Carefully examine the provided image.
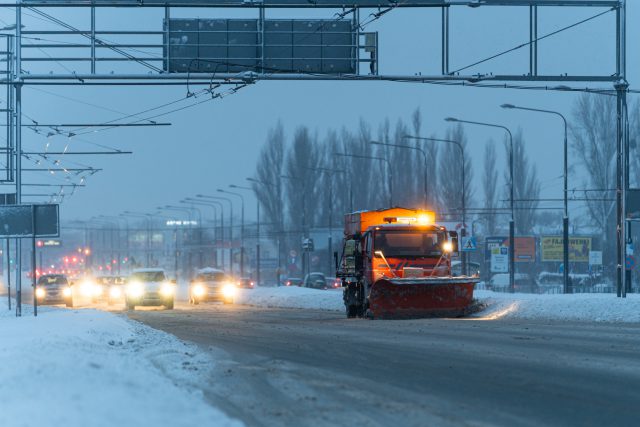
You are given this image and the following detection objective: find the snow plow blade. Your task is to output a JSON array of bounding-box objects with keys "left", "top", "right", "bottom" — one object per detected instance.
[{"left": 368, "top": 277, "right": 479, "bottom": 319}]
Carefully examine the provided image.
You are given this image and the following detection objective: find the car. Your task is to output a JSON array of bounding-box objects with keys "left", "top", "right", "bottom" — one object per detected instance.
[
  {"left": 325, "top": 277, "right": 342, "bottom": 289},
  {"left": 237, "top": 278, "right": 255, "bottom": 289},
  {"left": 189, "top": 268, "right": 237, "bottom": 305},
  {"left": 125, "top": 268, "right": 176, "bottom": 310},
  {"left": 489, "top": 273, "right": 538, "bottom": 293},
  {"left": 304, "top": 272, "right": 327, "bottom": 289},
  {"left": 35, "top": 274, "right": 73, "bottom": 307},
  {"left": 451, "top": 261, "right": 481, "bottom": 277},
  {"left": 93, "top": 276, "right": 126, "bottom": 305},
  {"left": 285, "top": 277, "right": 303, "bottom": 287}
]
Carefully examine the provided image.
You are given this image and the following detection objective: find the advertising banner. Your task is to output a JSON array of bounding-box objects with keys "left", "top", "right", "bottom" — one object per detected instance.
[{"left": 541, "top": 236, "right": 592, "bottom": 262}]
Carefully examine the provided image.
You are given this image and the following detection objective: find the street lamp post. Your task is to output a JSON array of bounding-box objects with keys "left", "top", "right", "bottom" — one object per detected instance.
[
  {"left": 218, "top": 189, "right": 245, "bottom": 278},
  {"left": 371, "top": 140, "right": 429, "bottom": 206},
  {"left": 122, "top": 211, "right": 153, "bottom": 266},
  {"left": 445, "top": 117, "right": 515, "bottom": 293},
  {"left": 197, "top": 195, "right": 234, "bottom": 275},
  {"left": 247, "top": 177, "right": 280, "bottom": 286},
  {"left": 403, "top": 134, "right": 467, "bottom": 275},
  {"left": 230, "top": 184, "right": 259, "bottom": 284},
  {"left": 185, "top": 198, "right": 223, "bottom": 268},
  {"left": 163, "top": 205, "right": 196, "bottom": 278},
  {"left": 178, "top": 202, "right": 205, "bottom": 268},
  {"left": 334, "top": 152, "right": 393, "bottom": 207},
  {"left": 501, "top": 103, "right": 571, "bottom": 294}
]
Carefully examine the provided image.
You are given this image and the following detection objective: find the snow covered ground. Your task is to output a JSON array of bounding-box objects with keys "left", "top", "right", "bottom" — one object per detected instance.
[
  {"left": 237, "top": 286, "right": 640, "bottom": 323},
  {"left": 0, "top": 304, "right": 241, "bottom": 427},
  {"left": 235, "top": 286, "right": 344, "bottom": 312}
]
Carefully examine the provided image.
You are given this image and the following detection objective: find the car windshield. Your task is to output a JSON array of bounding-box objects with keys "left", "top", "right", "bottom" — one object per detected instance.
[
  {"left": 196, "top": 272, "right": 226, "bottom": 282},
  {"left": 374, "top": 230, "right": 444, "bottom": 257},
  {"left": 309, "top": 274, "right": 325, "bottom": 281},
  {"left": 131, "top": 271, "right": 166, "bottom": 282},
  {"left": 38, "top": 275, "right": 68, "bottom": 286}
]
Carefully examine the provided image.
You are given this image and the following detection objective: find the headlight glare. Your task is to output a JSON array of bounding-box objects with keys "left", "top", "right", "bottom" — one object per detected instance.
[
  {"left": 35, "top": 287, "right": 46, "bottom": 298},
  {"left": 62, "top": 287, "right": 72, "bottom": 297},
  {"left": 127, "top": 281, "right": 144, "bottom": 298},
  {"left": 192, "top": 284, "right": 205, "bottom": 297},
  {"left": 109, "top": 287, "right": 122, "bottom": 298},
  {"left": 222, "top": 283, "right": 237, "bottom": 298},
  {"left": 160, "top": 283, "right": 175, "bottom": 297}
]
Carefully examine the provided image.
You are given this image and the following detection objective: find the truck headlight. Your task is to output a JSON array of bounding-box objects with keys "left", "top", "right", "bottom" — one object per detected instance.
[
  {"left": 192, "top": 283, "right": 205, "bottom": 297},
  {"left": 222, "top": 283, "right": 237, "bottom": 298},
  {"left": 160, "top": 283, "right": 175, "bottom": 297},
  {"left": 63, "top": 287, "right": 72, "bottom": 297},
  {"left": 127, "top": 282, "right": 144, "bottom": 298},
  {"left": 35, "top": 287, "right": 46, "bottom": 298}
]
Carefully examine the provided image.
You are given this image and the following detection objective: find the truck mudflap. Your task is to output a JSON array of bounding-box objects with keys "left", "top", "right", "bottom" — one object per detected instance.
[{"left": 368, "top": 277, "right": 479, "bottom": 319}]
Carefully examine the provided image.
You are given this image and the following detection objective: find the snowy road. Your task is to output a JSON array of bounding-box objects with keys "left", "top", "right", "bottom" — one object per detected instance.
[{"left": 129, "top": 303, "right": 640, "bottom": 427}]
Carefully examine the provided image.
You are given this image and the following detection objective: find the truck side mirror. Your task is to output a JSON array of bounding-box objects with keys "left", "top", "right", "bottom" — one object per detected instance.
[{"left": 448, "top": 231, "right": 459, "bottom": 253}]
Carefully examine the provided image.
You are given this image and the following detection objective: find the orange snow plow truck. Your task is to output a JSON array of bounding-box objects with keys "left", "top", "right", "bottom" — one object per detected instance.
[{"left": 336, "top": 208, "right": 479, "bottom": 319}]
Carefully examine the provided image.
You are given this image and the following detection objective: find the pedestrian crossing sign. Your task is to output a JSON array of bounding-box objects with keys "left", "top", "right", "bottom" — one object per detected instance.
[{"left": 461, "top": 236, "right": 477, "bottom": 252}]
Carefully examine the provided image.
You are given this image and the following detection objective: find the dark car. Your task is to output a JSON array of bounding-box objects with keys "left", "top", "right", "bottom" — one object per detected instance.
[
  {"left": 304, "top": 272, "right": 327, "bottom": 290},
  {"left": 35, "top": 274, "right": 73, "bottom": 307},
  {"left": 237, "top": 278, "right": 255, "bottom": 289},
  {"left": 285, "top": 277, "right": 303, "bottom": 287}
]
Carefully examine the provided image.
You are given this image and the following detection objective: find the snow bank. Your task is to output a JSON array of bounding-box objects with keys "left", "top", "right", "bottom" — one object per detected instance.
[
  {"left": 236, "top": 286, "right": 343, "bottom": 312},
  {"left": 0, "top": 305, "right": 241, "bottom": 427},
  {"left": 236, "top": 286, "right": 640, "bottom": 323},
  {"left": 473, "top": 290, "right": 640, "bottom": 323}
]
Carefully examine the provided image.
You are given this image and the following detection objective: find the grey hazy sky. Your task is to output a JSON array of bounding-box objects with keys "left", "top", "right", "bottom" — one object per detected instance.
[{"left": 0, "top": 3, "right": 635, "bottom": 222}]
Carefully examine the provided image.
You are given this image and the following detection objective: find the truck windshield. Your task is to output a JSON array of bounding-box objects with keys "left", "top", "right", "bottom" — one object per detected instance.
[{"left": 374, "top": 230, "right": 444, "bottom": 257}]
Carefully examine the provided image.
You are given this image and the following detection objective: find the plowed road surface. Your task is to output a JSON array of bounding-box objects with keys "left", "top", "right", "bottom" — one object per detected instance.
[{"left": 129, "top": 303, "right": 640, "bottom": 427}]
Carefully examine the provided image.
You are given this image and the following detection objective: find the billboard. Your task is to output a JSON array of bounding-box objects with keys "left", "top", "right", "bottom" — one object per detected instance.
[
  {"left": 485, "top": 236, "right": 536, "bottom": 263},
  {"left": 165, "top": 18, "right": 356, "bottom": 74},
  {"left": 0, "top": 204, "right": 60, "bottom": 238},
  {"left": 541, "top": 236, "right": 592, "bottom": 263}
]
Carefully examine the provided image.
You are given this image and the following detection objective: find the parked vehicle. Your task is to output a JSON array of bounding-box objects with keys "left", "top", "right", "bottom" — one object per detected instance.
[
  {"left": 237, "top": 278, "right": 255, "bottom": 289},
  {"left": 189, "top": 268, "right": 236, "bottom": 304},
  {"left": 304, "top": 272, "right": 327, "bottom": 289},
  {"left": 489, "top": 273, "right": 537, "bottom": 293},
  {"left": 35, "top": 274, "right": 73, "bottom": 307},
  {"left": 285, "top": 277, "right": 303, "bottom": 287},
  {"left": 125, "top": 268, "right": 175, "bottom": 310},
  {"left": 325, "top": 277, "right": 342, "bottom": 289},
  {"left": 451, "top": 261, "right": 481, "bottom": 277}
]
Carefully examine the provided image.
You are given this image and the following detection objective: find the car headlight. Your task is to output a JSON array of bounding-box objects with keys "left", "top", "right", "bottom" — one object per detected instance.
[
  {"left": 80, "top": 281, "right": 95, "bottom": 297},
  {"left": 160, "top": 283, "right": 175, "bottom": 297},
  {"left": 62, "top": 287, "right": 72, "bottom": 297},
  {"left": 192, "top": 283, "right": 205, "bottom": 297},
  {"left": 35, "top": 287, "right": 46, "bottom": 298},
  {"left": 127, "top": 281, "right": 144, "bottom": 298},
  {"left": 222, "top": 283, "right": 237, "bottom": 298},
  {"left": 93, "top": 284, "right": 104, "bottom": 297},
  {"left": 109, "top": 287, "right": 122, "bottom": 298}
]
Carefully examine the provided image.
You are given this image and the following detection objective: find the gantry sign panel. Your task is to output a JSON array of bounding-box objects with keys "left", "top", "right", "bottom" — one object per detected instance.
[
  {"left": 22, "top": 0, "right": 620, "bottom": 6},
  {"left": 166, "top": 19, "right": 356, "bottom": 74}
]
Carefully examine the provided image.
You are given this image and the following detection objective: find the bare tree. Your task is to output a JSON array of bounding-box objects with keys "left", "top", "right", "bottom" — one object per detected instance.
[
  {"left": 252, "top": 121, "right": 285, "bottom": 252},
  {"left": 570, "top": 94, "right": 617, "bottom": 263},
  {"left": 440, "top": 124, "right": 474, "bottom": 219},
  {"left": 505, "top": 129, "right": 540, "bottom": 235},
  {"left": 482, "top": 141, "right": 499, "bottom": 235}
]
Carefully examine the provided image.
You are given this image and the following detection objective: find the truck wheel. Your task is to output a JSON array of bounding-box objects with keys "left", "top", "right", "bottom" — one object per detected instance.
[
  {"left": 65, "top": 299, "right": 73, "bottom": 308},
  {"left": 346, "top": 305, "right": 359, "bottom": 318},
  {"left": 126, "top": 301, "right": 135, "bottom": 311},
  {"left": 165, "top": 300, "right": 174, "bottom": 310}
]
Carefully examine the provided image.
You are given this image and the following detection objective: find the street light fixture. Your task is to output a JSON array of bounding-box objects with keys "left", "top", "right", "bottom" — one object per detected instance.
[
  {"left": 501, "top": 103, "right": 571, "bottom": 294},
  {"left": 445, "top": 117, "right": 515, "bottom": 293}
]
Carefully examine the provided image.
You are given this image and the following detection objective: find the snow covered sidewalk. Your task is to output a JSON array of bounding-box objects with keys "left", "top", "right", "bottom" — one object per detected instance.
[
  {"left": 237, "top": 286, "right": 640, "bottom": 323},
  {"left": 0, "top": 305, "right": 241, "bottom": 427}
]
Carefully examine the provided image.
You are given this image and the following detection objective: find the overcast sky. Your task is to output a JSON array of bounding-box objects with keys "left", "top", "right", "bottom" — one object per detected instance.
[{"left": 0, "top": 2, "right": 635, "bottom": 223}]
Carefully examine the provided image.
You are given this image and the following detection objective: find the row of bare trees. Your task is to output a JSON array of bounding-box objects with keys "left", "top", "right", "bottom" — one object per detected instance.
[{"left": 251, "top": 108, "right": 545, "bottom": 256}]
